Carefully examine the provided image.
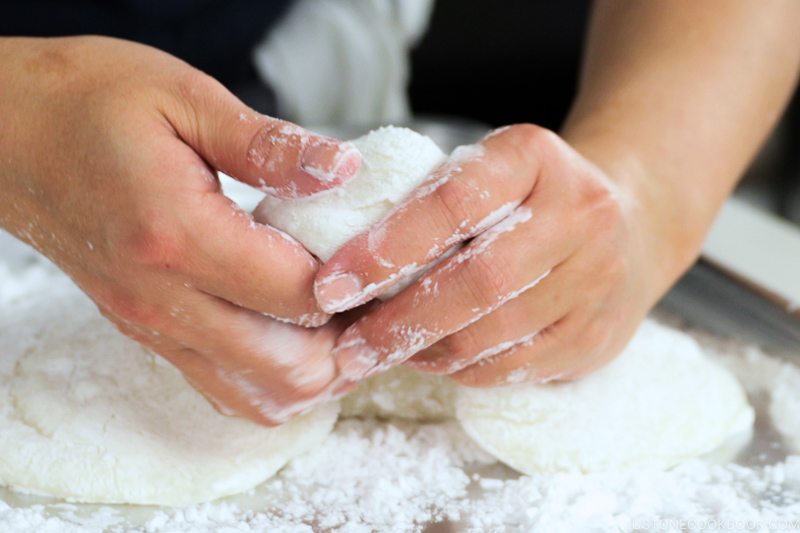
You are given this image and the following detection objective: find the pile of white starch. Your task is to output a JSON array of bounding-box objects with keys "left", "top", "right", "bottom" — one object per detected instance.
[{"left": 1, "top": 240, "right": 800, "bottom": 532}]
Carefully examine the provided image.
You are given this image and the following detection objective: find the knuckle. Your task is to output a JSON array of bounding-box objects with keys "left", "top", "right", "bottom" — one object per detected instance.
[
  {"left": 100, "top": 292, "right": 146, "bottom": 324},
  {"left": 571, "top": 182, "right": 624, "bottom": 246},
  {"left": 459, "top": 252, "right": 513, "bottom": 310},
  {"left": 579, "top": 179, "right": 623, "bottom": 227},
  {"left": 438, "top": 329, "right": 483, "bottom": 364},
  {"left": 595, "top": 191, "right": 623, "bottom": 227},
  {"left": 496, "top": 124, "right": 565, "bottom": 178},
  {"left": 168, "top": 67, "right": 233, "bottom": 155},
  {"left": 172, "top": 67, "right": 219, "bottom": 107},
  {"left": 509, "top": 124, "right": 561, "bottom": 152},
  {"left": 600, "top": 254, "right": 629, "bottom": 284},
  {"left": 578, "top": 320, "right": 611, "bottom": 352},
  {"left": 96, "top": 290, "right": 171, "bottom": 334},
  {"left": 432, "top": 178, "right": 479, "bottom": 232},
  {"left": 124, "top": 219, "right": 187, "bottom": 271}
]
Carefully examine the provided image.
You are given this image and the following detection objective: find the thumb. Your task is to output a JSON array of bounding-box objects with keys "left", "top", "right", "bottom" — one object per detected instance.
[{"left": 166, "top": 73, "right": 361, "bottom": 198}]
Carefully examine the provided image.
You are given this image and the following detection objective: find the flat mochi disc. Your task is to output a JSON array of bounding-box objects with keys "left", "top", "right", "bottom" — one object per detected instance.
[
  {"left": 0, "top": 282, "right": 338, "bottom": 506},
  {"left": 455, "top": 320, "right": 754, "bottom": 474}
]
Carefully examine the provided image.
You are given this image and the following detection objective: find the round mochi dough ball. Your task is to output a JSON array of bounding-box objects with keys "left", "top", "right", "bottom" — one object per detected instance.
[
  {"left": 455, "top": 320, "right": 754, "bottom": 474},
  {"left": 0, "top": 283, "right": 339, "bottom": 506},
  {"left": 340, "top": 366, "right": 456, "bottom": 421},
  {"left": 254, "top": 125, "right": 447, "bottom": 262}
]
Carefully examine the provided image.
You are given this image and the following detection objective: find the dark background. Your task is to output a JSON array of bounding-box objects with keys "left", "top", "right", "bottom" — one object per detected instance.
[
  {"left": 411, "top": 0, "right": 590, "bottom": 131},
  {"left": 408, "top": 0, "right": 800, "bottom": 222},
  {"left": 2, "top": 0, "right": 798, "bottom": 221}
]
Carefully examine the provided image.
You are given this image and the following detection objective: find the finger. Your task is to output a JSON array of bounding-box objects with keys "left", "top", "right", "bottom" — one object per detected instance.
[
  {"left": 100, "top": 308, "right": 294, "bottom": 426},
  {"left": 166, "top": 287, "right": 342, "bottom": 397},
  {"left": 166, "top": 71, "right": 361, "bottom": 198},
  {"left": 105, "top": 297, "right": 348, "bottom": 426},
  {"left": 157, "top": 345, "right": 275, "bottom": 426},
  {"left": 159, "top": 346, "right": 309, "bottom": 427},
  {"left": 404, "top": 262, "right": 589, "bottom": 375},
  {"left": 105, "top": 280, "right": 343, "bottom": 398},
  {"left": 119, "top": 131, "right": 329, "bottom": 324},
  {"left": 188, "top": 189, "right": 329, "bottom": 324},
  {"left": 314, "top": 124, "right": 564, "bottom": 313},
  {"left": 331, "top": 202, "right": 583, "bottom": 381},
  {"left": 450, "top": 311, "right": 622, "bottom": 388}
]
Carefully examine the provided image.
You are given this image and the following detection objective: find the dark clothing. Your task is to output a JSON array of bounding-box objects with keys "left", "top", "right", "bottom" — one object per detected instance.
[
  {"left": 2, "top": 0, "right": 589, "bottom": 125},
  {"left": 1, "top": 0, "right": 292, "bottom": 91}
]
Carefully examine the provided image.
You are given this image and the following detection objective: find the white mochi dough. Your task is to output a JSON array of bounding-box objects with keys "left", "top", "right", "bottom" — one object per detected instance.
[
  {"left": 254, "top": 126, "right": 447, "bottom": 262},
  {"left": 340, "top": 366, "right": 456, "bottom": 421},
  {"left": 257, "top": 126, "right": 457, "bottom": 421},
  {"left": 0, "top": 282, "right": 338, "bottom": 506},
  {"left": 768, "top": 367, "right": 800, "bottom": 453},
  {"left": 455, "top": 320, "right": 755, "bottom": 474}
]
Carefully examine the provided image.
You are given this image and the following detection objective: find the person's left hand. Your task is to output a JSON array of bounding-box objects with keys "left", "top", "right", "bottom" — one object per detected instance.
[{"left": 312, "top": 124, "right": 688, "bottom": 387}]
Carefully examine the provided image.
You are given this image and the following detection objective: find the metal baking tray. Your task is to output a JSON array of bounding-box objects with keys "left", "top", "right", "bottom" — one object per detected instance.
[
  {"left": 2, "top": 258, "right": 797, "bottom": 531},
  {"left": 2, "top": 120, "right": 799, "bottom": 530}
]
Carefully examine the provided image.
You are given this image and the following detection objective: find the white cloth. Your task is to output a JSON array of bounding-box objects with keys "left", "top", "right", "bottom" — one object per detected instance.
[{"left": 253, "top": 0, "right": 435, "bottom": 126}]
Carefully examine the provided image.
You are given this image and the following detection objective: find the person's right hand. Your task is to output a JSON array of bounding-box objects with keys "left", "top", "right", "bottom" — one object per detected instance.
[{"left": 0, "top": 36, "right": 362, "bottom": 425}]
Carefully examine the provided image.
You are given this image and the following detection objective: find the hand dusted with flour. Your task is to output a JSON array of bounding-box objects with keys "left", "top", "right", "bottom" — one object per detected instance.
[
  {"left": 316, "top": 125, "right": 647, "bottom": 386},
  {"left": 313, "top": 0, "right": 800, "bottom": 387},
  {"left": 0, "top": 36, "right": 363, "bottom": 426}
]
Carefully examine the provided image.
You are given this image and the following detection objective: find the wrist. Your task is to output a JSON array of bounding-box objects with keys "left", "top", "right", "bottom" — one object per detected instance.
[
  {"left": 0, "top": 38, "right": 37, "bottom": 235},
  {"left": 561, "top": 126, "right": 708, "bottom": 299},
  {"left": 0, "top": 37, "right": 77, "bottom": 241}
]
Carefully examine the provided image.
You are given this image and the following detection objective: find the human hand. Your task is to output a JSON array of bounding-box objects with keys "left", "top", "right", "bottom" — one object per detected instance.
[
  {"left": 0, "top": 36, "right": 361, "bottom": 424},
  {"left": 314, "top": 124, "right": 685, "bottom": 386}
]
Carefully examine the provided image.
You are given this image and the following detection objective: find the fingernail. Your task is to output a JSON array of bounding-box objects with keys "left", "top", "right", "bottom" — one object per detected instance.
[
  {"left": 300, "top": 140, "right": 362, "bottom": 185},
  {"left": 315, "top": 272, "right": 364, "bottom": 313},
  {"left": 332, "top": 332, "right": 378, "bottom": 380},
  {"left": 332, "top": 143, "right": 362, "bottom": 180}
]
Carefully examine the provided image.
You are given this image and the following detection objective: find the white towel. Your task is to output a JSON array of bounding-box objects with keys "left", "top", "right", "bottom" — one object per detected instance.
[{"left": 253, "top": 0, "right": 435, "bottom": 126}]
